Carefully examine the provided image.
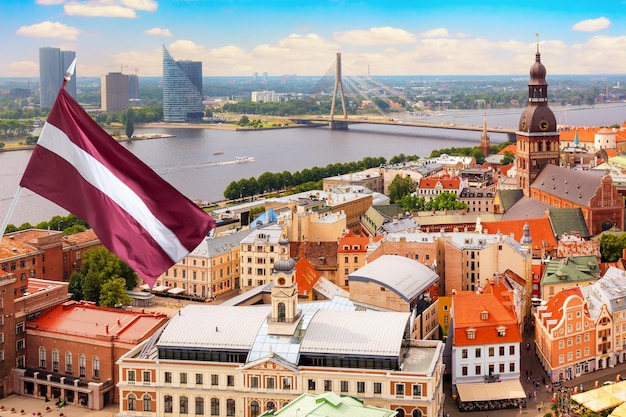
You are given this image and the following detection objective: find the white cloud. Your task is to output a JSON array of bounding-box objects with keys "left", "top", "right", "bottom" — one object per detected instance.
[
  {"left": 8, "top": 61, "right": 39, "bottom": 74},
  {"left": 16, "top": 21, "right": 80, "bottom": 40},
  {"left": 145, "top": 27, "right": 172, "bottom": 37},
  {"left": 422, "top": 27, "right": 449, "bottom": 38},
  {"left": 572, "top": 16, "right": 610, "bottom": 32},
  {"left": 334, "top": 26, "right": 416, "bottom": 46},
  {"left": 64, "top": 2, "right": 137, "bottom": 18},
  {"left": 121, "top": 0, "right": 158, "bottom": 12}
]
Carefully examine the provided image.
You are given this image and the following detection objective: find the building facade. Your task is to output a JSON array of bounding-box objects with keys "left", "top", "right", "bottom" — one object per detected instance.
[
  {"left": 39, "top": 47, "right": 76, "bottom": 108},
  {"left": 101, "top": 72, "right": 129, "bottom": 112},
  {"left": 162, "top": 45, "right": 204, "bottom": 122}
]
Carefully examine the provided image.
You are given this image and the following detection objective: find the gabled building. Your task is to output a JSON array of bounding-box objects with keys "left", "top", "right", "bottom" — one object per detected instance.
[
  {"left": 540, "top": 256, "right": 601, "bottom": 301},
  {"left": 449, "top": 287, "right": 524, "bottom": 406},
  {"left": 417, "top": 174, "right": 467, "bottom": 201},
  {"left": 337, "top": 231, "right": 369, "bottom": 289},
  {"left": 534, "top": 288, "right": 596, "bottom": 382},
  {"left": 240, "top": 224, "right": 285, "bottom": 292}
]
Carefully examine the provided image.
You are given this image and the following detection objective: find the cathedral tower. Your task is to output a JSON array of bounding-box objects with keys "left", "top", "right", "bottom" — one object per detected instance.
[
  {"left": 480, "top": 114, "right": 490, "bottom": 157},
  {"left": 516, "top": 42, "right": 560, "bottom": 195},
  {"left": 268, "top": 235, "right": 302, "bottom": 336}
]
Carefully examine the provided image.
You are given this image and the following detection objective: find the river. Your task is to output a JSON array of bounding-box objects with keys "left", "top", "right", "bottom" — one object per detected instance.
[{"left": 1, "top": 103, "right": 625, "bottom": 226}]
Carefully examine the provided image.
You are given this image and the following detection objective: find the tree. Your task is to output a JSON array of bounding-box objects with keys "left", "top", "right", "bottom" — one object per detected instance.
[
  {"left": 388, "top": 175, "right": 416, "bottom": 203},
  {"left": 426, "top": 192, "right": 468, "bottom": 211},
  {"left": 399, "top": 194, "right": 427, "bottom": 212},
  {"left": 500, "top": 150, "right": 515, "bottom": 165},
  {"left": 600, "top": 233, "right": 626, "bottom": 262},
  {"left": 237, "top": 115, "right": 250, "bottom": 126},
  {"left": 125, "top": 108, "right": 135, "bottom": 139},
  {"left": 99, "top": 277, "right": 133, "bottom": 308},
  {"left": 68, "top": 246, "right": 137, "bottom": 303}
]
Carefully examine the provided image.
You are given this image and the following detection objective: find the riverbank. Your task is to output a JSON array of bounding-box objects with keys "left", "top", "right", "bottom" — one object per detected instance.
[{"left": 137, "top": 121, "right": 313, "bottom": 131}]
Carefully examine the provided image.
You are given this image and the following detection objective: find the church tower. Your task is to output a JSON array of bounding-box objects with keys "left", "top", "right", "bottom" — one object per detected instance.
[
  {"left": 268, "top": 235, "right": 302, "bottom": 336},
  {"left": 516, "top": 41, "right": 560, "bottom": 196},
  {"left": 480, "top": 114, "right": 490, "bottom": 157}
]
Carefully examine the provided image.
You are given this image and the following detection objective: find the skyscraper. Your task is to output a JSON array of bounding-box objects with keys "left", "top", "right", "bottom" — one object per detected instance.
[
  {"left": 162, "top": 45, "right": 204, "bottom": 122},
  {"left": 101, "top": 72, "right": 129, "bottom": 112},
  {"left": 39, "top": 47, "right": 76, "bottom": 108}
]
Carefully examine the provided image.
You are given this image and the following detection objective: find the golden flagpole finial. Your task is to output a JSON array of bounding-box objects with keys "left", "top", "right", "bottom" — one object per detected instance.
[{"left": 535, "top": 33, "right": 540, "bottom": 53}]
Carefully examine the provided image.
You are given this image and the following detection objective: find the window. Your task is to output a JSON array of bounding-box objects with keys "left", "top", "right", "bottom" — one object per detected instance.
[
  {"left": 510, "top": 363, "right": 515, "bottom": 372},
  {"left": 499, "top": 363, "right": 505, "bottom": 373},
  {"left": 180, "top": 397, "right": 189, "bottom": 414},
  {"left": 79, "top": 354, "right": 86, "bottom": 377},
  {"left": 128, "top": 394, "right": 136, "bottom": 411},
  {"left": 39, "top": 347, "right": 46, "bottom": 368},
  {"left": 65, "top": 352, "right": 72, "bottom": 373},
  {"left": 488, "top": 347, "right": 494, "bottom": 357},
  {"left": 52, "top": 349, "right": 59, "bottom": 372},
  {"left": 195, "top": 397, "right": 204, "bottom": 415},
  {"left": 164, "top": 396, "right": 173, "bottom": 413},
  {"left": 324, "top": 380, "right": 332, "bottom": 392},
  {"left": 226, "top": 399, "right": 235, "bottom": 416},
  {"left": 181, "top": 372, "right": 188, "bottom": 384},
  {"left": 509, "top": 345, "right": 515, "bottom": 355},
  {"left": 374, "top": 382, "right": 382, "bottom": 394},
  {"left": 128, "top": 370, "right": 135, "bottom": 382},
  {"left": 341, "top": 380, "right": 348, "bottom": 393},
  {"left": 413, "top": 384, "right": 422, "bottom": 397},
  {"left": 211, "top": 374, "right": 218, "bottom": 386},
  {"left": 357, "top": 381, "right": 365, "bottom": 393},
  {"left": 497, "top": 327, "right": 506, "bottom": 337},
  {"left": 476, "top": 365, "right": 481, "bottom": 375},
  {"left": 461, "top": 349, "right": 468, "bottom": 359},
  {"left": 211, "top": 398, "right": 219, "bottom": 416},
  {"left": 250, "top": 401, "right": 259, "bottom": 417},
  {"left": 462, "top": 366, "right": 468, "bottom": 376},
  {"left": 142, "top": 395, "right": 152, "bottom": 412},
  {"left": 282, "top": 378, "right": 291, "bottom": 390},
  {"left": 250, "top": 376, "right": 259, "bottom": 388},
  {"left": 227, "top": 375, "right": 234, "bottom": 386},
  {"left": 499, "top": 346, "right": 505, "bottom": 356},
  {"left": 143, "top": 370, "right": 151, "bottom": 383},
  {"left": 266, "top": 377, "right": 275, "bottom": 389},
  {"left": 467, "top": 329, "right": 475, "bottom": 339},
  {"left": 16, "top": 339, "right": 24, "bottom": 351},
  {"left": 396, "top": 383, "right": 405, "bottom": 396},
  {"left": 475, "top": 348, "right": 481, "bottom": 358},
  {"left": 165, "top": 372, "right": 172, "bottom": 383},
  {"left": 196, "top": 373, "right": 203, "bottom": 385}
]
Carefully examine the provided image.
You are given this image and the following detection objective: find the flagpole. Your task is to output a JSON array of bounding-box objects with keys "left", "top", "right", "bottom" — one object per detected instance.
[{"left": 0, "top": 186, "right": 23, "bottom": 238}]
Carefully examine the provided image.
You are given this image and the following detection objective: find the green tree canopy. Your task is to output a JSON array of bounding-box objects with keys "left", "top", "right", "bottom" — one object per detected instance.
[
  {"left": 68, "top": 246, "right": 137, "bottom": 303},
  {"left": 99, "top": 277, "right": 133, "bottom": 308},
  {"left": 426, "top": 191, "right": 468, "bottom": 211},
  {"left": 500, "top": 150, "right": 515, "bottom": 165},
  {"left": 600, "top": 233, "right": 626, "bottom": 262},
  {"left": 388, "top": 175, "right": 416, "bottom": 203}
]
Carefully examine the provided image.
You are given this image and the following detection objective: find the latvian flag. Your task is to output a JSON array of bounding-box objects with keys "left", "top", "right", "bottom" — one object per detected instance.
[{"left": 20, "top": 87, "right": 216, "bottom": 288}]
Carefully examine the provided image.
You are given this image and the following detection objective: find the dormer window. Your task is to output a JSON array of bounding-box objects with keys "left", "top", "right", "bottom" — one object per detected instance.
[
  {"left": 467, "top": 329, "right": 476, "bottom": 340},
  {"left": 497, "top": 326, "right": 507, "bottom": 337},
  {"left": 481, "top": 311, "right": 489, "bottom": 321}
]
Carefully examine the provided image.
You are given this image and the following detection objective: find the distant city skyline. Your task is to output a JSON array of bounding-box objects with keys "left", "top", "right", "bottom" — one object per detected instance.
[{"left": 3, "top": 1, "right": 626, "bottom": 78}]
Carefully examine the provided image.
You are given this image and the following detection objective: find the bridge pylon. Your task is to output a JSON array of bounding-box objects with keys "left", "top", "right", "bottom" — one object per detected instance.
[{"left": 329, "top": 52, "right": 348, "bottom": 130}]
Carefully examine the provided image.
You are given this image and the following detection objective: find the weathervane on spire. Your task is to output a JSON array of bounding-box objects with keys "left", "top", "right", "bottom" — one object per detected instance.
[{"left": 535, "top": 33, "right": 540, "bottom": 53}]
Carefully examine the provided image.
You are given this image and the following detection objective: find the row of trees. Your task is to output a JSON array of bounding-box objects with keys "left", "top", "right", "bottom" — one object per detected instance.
[{"left": 0, "top": 119, "right": 37, "bottom": 137}]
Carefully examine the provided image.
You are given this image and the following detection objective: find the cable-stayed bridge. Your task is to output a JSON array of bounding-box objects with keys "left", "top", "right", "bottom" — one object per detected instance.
[{"left": 291, "top": 53, "right": 517, "bottom": 141}]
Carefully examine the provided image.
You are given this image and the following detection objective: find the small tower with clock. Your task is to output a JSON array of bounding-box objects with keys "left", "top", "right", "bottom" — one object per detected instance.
[
  {"left": 516, "top": 38, "right": 561, "bottom": 196},
  {"left": 268, "top": 234, "right": 302, "bottom": 336}
]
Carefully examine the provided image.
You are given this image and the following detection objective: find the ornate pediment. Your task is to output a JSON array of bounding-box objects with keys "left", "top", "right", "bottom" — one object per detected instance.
[{"left": 242, "top": 355, "right": 298, "bottom": 373}]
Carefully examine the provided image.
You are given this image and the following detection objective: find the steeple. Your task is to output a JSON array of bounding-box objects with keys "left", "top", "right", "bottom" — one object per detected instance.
[
  {"left": 268, "top": 234, "right": 302, "bottom": 336},
  {"left": 480, "top": 114, "right": 490, "bottom": 157}
]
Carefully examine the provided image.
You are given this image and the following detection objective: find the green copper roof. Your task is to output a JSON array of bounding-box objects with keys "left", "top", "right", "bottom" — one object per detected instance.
[
  {"left": 259, "top": 393, "right": 397, "bottom": 417},
  {"left": 542, "top": 255, "right": 600, "bottom": 286},
  {"left": 547, "top": 208, "right": 590, "bottom": 238}
]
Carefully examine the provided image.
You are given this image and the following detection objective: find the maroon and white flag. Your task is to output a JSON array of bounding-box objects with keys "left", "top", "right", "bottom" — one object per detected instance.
[{"left": 20, "top": 87, "right": 216, "bottom": 287}]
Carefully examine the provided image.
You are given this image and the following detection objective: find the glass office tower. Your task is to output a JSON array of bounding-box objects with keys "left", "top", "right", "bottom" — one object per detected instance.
[
  {"left": 162, "top": 45, "right": 204, "bottom": 122},
  {"left": 39, "top": 47, "right": 76, "bottom": 108}
]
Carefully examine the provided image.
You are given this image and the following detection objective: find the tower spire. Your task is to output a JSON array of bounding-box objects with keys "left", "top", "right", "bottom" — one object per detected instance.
[{"left": 535, "top": 33, "right": 540, "bottom": 54}]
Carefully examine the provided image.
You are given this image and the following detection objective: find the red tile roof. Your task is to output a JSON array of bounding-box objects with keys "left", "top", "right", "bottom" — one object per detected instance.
[
  {"left": 419, "top": 174, "right": 461, "bottom": 189},
  {"left": 62, "top": 229, "right": 99, "bottom": 246},
  {"left": 560, "top": 127, "right": 597, "bottom": 143},
  {"left": 295, "top": 257, "right": 321, "bottom": 296},
  {"left": 481, "top": 218, "right": 557, "bottom": 250},
  {"left": 338, "top": 231, "right": 369, "bottom": 253},
  {"left": 539, "top": 287, "right": 586, "bottom": 330},
  {"left": 452, "top": 290, "right": 521, "bottom": 346},
  {"left": 497, "top": 144, "right": 517, "bottom": 155},
  {"left": 28, "top": 300, "right": 168, "bottom": 344}
]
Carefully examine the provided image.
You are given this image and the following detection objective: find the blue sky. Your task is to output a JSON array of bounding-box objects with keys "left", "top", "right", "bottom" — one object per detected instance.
[{"left": 2, "top": 0, "right": 626, "bottom": 78}]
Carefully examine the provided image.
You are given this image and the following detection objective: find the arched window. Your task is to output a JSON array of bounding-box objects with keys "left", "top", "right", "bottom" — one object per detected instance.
[
  {"left": 266, "top": 401, "right": 275, "bottom": 411},
  {"left": 250, "top": 400, "right": 260, "bottom": 417},
  {"left": 396, "top": 408, "right": 405, "bottom": 417},
  {"left": 127, "top": 394, "right": 136, "bottom": 411},
  {"left": 195, "top": 397, "right": 204, "bottom": 415},
  {"left": 277, "top": 302, "right": 285, "bottom": 322},
  {"left": 180, "top": 396, "right": 189, "bottom": 414},
  {"left": 210, "top": 398, "right": 219, "bottom": 416},
  {"left": 412, "top": 409, "right": 423, "bottom": 417},
  {"left": 65, "top": 351, "right": 73, "bottom": 373},
  {"left": 92, "top": 356, "right": 100, "bottom": 378},
  {"left": 143, "top": 394, "right": 152, "bottom": 412},
  {"left": 226, "top": 399, "right": 235, "bottom": 416},
  {"left": 164, "top": 395, "right": 173, "bottom": 413},
  {"left": 39, "top": 347, "right": 46, "bottom": 368},
  {"left": 79, "top": 354, "right": 86, "bottom": 377},
  {"left": 52, "top": 349, "right": 59, "bottom": 372}
]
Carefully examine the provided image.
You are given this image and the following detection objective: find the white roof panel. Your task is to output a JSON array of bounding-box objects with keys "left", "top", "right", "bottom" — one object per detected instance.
[{"left": 301, "top": 309, "right": 410, "bottom": 356}]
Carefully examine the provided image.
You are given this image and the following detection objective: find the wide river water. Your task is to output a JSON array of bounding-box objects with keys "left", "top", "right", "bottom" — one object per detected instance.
[{"left": 1, "top": 103, "right": 626, "bottom": 226}]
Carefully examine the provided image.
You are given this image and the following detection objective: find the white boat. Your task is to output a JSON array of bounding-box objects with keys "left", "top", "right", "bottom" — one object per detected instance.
[{"left": 235, "top": 156, "right": 255, "bottom": 163}]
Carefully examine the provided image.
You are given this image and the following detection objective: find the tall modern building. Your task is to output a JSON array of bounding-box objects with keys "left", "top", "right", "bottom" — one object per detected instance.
[
  {"left": 101, "top": 72, "right": 129, "bottom": 112},
  {"left": 128, "top": 74, "right": 139, "bottom": 100},
  {"left": 162, "top": 45, "right": 204, "bottom": 122},
  {"left": 39, "top": 47, "right": 76, "bottom": 108}
]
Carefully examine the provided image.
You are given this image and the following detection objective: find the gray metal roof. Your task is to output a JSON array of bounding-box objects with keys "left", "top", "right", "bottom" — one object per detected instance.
[
  {"left": 349, "top": 254, "right": 438, "bottom": 302},
  {"left": 532, "top": 164, "right": 604, "bottom": 206},
  {"left": 157, "top": 304, "right": 271, "bottom": 350},
  {"left": 300, "top": 309, "right": 410, "bottom": 356},
  {"left": 190, "top": 229, "right": 253, "bottom": 258}
]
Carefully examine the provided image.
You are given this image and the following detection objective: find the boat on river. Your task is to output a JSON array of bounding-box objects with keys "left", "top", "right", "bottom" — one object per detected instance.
[{"left": 235, "top": 156, "right": 255, "bottom": 163}]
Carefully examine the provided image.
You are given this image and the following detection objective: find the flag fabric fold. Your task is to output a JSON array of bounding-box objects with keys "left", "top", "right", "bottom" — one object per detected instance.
[{"left": 20, "top": 87, "right": 216, "bottom": 287}]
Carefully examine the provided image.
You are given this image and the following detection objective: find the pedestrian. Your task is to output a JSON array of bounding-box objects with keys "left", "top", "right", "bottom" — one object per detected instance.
[
  {"left": 519, "top": 403, "right": 523, "bottom": 414},
  {"left": 540, "top": 400, "right": 544, "bottom": 410}
]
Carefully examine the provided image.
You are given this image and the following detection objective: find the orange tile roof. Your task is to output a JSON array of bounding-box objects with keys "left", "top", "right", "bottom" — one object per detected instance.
[
  {"left": 419, "top": 175, "right": 461, "bottom": 189},
  {"left": 606, "top": 149, "right": 620, "bottom": 157},
  {"left": 539, "top": 287, "right": 585, "bottom": 330},
  {"left": 452, "top": 290, "right": 521, "bottom": 346},
  {"left": 560, "top": 127, "right": 598, "bottom": 143},
  {"left": 62, "top": 229, "right": 99, "bottom": 247},
  {"left": 0, "top": 235, "right": 41, "bottom": 259},
  {"left": 499, "top": 163, "right": 514, "bottom": 176},
  {"left": 497, "top": 144, "right": 517, "bottom": 155},
  {"left": 29, "top": 300, "right": 168, "bottom": 343},
  {"left": 338, "top": 231, "right": 369, "bottom": 253},
  {"left": 294, "top": 257, "right": 321, "bottom": 296},
  {"left": 6, "top": 229, "right": 60, "bottom": 245},
  {"left": 481, "top": 218, "right": 557, "bottom": 250}
]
